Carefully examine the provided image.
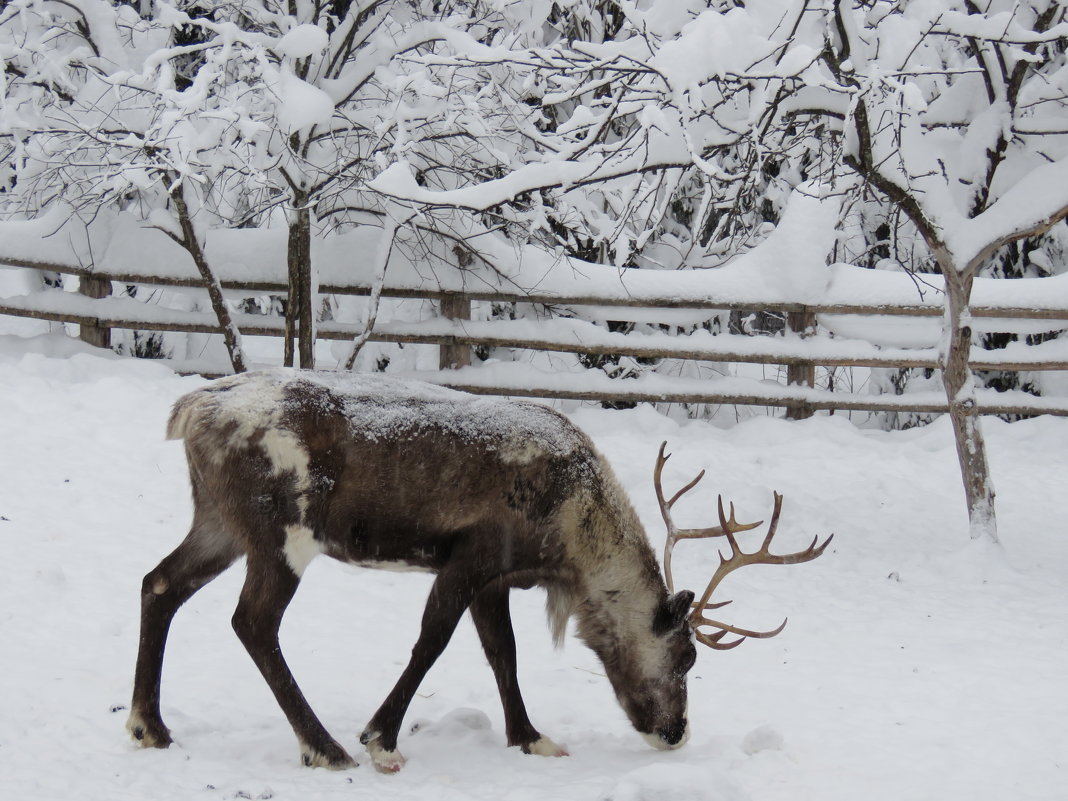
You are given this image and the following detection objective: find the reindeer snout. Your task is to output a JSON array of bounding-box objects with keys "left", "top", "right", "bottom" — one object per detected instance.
[
  {"left": 640, "top": 719, "right": 690, "bottom": 751},
  {"left": 657, "top": 720, "right": 689, "bottom": 748}
]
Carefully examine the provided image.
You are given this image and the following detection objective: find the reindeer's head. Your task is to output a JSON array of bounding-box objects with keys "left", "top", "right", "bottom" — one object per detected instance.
[
  {"left": 641, "top": 587, "right": 700, "bottom": 748},
  {"left": 614, "top": 443, "right": 834, "bottom": 749},
  {"left": 592, "top": 585, "right": 698, "bottom": 750}
]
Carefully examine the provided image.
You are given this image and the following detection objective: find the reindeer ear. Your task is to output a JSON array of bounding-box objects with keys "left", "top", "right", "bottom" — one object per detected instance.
[{"left": 654, "top": 590, "right": 695, "bottom": 635}]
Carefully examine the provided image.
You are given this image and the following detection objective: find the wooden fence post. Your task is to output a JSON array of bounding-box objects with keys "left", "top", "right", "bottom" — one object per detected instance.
[
  {"left": 79, "top": 274, "right": 112, "bottom": 348},
  {"left": 439, "top": 294, "right": 471, "bottom": 370},
  {"left": 785, "top": 307, "right": 816, "bottom": 420}
]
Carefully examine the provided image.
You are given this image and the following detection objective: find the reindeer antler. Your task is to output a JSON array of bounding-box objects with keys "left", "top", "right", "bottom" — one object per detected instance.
[{"left": 654, "top": 442, "right": 833, "bottom": 650}]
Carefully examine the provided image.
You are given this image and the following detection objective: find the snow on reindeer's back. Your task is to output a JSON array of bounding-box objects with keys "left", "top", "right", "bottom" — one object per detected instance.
[
  {"left": 307, "top": 370, "right": 586, "bottom": 457},
  {"left": 171, "top": 369, "right": 586, "bottom": 458}
]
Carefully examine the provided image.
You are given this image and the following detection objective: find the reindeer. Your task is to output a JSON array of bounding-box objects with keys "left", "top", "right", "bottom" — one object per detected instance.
[{"left": 127, "top": 369, "right": 830, "bottom": 773}]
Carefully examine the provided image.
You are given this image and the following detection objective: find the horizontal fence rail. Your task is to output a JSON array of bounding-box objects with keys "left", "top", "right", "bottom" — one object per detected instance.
[
  {"left": 3, "top": 258, "right": 1068, "bottom": 418},
  {"left": 9, "top": 254, "right": 1068, "bottom": 320}
]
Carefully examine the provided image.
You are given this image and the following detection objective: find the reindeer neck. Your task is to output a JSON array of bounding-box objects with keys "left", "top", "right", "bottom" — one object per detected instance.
[{"left": 566, "top": 466, "right": 668, "bottom": 644}]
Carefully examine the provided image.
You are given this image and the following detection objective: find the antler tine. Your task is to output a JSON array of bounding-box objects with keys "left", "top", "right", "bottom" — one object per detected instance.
[
  {"left": 657, "top": 442, "right": 703, "bottom": 594},
  {"left": 755, "top": 493, "right": 834, "bottom": 566},
  {"left": 693, "top": 617, "right": 789, "bottom": 650},
  {"left": 683, "top": 491, "right": 833, "bottom": 650},
  {"left": 693, "top": 629, "right": 746, "bottom": 651},
  {"left": 717, "top": 495, "right": 743, "bottom": 554},
  {"left": 689, "top": 494, "right": 759, "bottom": 613},
  {"left": 653, "top": 443, "right": 831, "bottom": 644},
  {"left": 654, "top": 444, "right": 689, "bottom": 527},
  {"left": 760, "top": 491, "right": 784, "bottom": 552},
  {"left": 654, "top": 444, "right": 711, "bottom": 527},
  {"left": 655, "top": 443, "right": 677, "bottom": 593},
  {"left": 655, "top": 442, "right": 755, "bottom": 594}
]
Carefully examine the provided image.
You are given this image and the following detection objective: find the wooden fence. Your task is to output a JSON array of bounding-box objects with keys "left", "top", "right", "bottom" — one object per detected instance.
[{"left": 3, "top": 258, "right": 1068, "bottom": 418}]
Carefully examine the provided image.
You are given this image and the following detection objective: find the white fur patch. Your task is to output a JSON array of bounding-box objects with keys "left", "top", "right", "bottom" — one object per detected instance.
[
  {"left": 283, "top": 524, "right": 321, "bottom": 576},
  {"left": 545, "top": 585, "right": 575, "bottom": 648},
  {"left": 640, "top": 723, "right": 689, "bottom": 751},
  {"left": 218, "top": 380, "right": 289, "bottom": 460},
  {"left": 298, "top": 742, "right": 355, "bottom": 770},
  {"left": 126, "top": 711, "right": 167, "bottom": 748},
  {"left": 641, "top": 731, "right": 672, "bottom": 751},
  {"left": 500, "top": 440, "right": 545, "bottom": 465},
  {"left": 260, "top": 428, "right": 310, "bottom": 479},
  {"left": 365, "top": 739, "right": 406, "bottom": 774},
  {"left": 260, "top": 428, "right": 312, "bottom": 517},
  {"left": 524, "top": 735, "right": 569, "bottom": 757},
  {"left": 352, "top": 559, "right": 430, "bottom": 573}
]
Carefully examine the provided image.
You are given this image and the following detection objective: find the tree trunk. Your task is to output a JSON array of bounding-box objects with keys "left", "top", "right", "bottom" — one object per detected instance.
[
  {"left": 286, "top": 193, "right": 315, "bottom": 369},
  {"left": 284, "top": 242, "right": 297, "bottom": 367},
  {"left": 345, "top": 216, "right": 400, "bottom": 370},
  {"left": 939, "top": 263, "right": 997, "bottom": 542},
  {"left": 171, "top": 185, "right": 246, "bottom": 374}
]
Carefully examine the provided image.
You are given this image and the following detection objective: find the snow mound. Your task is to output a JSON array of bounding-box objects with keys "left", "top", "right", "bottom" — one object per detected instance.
[
  {"left": 408, "top": 708, "right": 496, "bottom": 750},
  {"left": 412, "top": 707, "right": 493, "bottom": 735},
  {"left": 741, "top": 725, "right": 785, "bottom": 755},
  {"left": 601, "top": 763, "right": 750, "bottom": 801}
]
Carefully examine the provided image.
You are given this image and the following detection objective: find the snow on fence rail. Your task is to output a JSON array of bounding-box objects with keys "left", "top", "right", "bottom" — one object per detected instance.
[
  {"left": 3, "top": 223, "right": 1068, "bottom": 417},
  {"left": 2, "top": 260, "right": 1068, "bottom": 420}
]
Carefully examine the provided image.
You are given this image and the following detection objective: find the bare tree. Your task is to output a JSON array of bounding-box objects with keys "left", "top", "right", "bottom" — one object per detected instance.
[
  {"left": 1, "top": 0, "right": 548, "bottom": 369},
  {"left": 0, "top": 0, "right": 252, "bottom": 371},
  {"left": 806, "top": 0, "right": 1068, "bottom": 540},
  {"left": 370, "top": 0, "right": 1068, "bottom": 541}
]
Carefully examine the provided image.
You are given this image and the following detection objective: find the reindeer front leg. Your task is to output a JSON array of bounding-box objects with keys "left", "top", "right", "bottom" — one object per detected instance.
[
  {"left": 360, "top": 559, "right": 488, "bottom": 773},
  {"left": 469, "top": 582, "right": 567, "bottom": 757}
]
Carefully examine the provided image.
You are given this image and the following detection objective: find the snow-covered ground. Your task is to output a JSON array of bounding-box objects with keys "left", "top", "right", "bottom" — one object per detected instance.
[{"left": 1, "top": 330, "right": 1066, "bottom": 801}]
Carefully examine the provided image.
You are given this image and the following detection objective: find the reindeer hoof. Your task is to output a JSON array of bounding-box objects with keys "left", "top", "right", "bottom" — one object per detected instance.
[
  {"left": 521, "top": 736, "right": 569, "bottom": 757},
  {"left": 300, "top": 741, "right": 356, "bottom": 770},
  {"left": 126, "top": 713, "right": 172, "bottom": 748},
  {"left": 364, "top": 738, "right": 406, "bottom": 774}
]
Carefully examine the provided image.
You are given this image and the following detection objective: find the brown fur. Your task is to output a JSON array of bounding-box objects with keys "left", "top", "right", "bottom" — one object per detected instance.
[{"left": 128, "top": 370, "right": 696, "bottom": 771}]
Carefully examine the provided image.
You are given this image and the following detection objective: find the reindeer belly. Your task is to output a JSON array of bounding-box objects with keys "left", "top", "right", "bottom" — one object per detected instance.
[{"left": 311, "top": 510, "right": 454, "bottom": 572}]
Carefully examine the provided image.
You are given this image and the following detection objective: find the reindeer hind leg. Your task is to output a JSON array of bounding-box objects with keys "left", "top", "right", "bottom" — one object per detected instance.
[
  {"left": 231, "top": 548, "right": 356, "bottom": 770},
  {"left": 361, "top": 551, "right": 493, "bottom": 773},
  {"left": 128, "top": 517, "right": 241, "bottom": 748}
]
